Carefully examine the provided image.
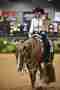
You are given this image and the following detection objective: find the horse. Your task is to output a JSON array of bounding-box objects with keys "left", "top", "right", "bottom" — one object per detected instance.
[{"left": 16, "top": 34, "right": 56, "bottom": 89}]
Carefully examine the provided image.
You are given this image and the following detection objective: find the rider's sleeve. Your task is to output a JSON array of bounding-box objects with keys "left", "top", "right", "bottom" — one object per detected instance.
[{"left": 29, "top": 19, "right": 34, "bottom": 38}]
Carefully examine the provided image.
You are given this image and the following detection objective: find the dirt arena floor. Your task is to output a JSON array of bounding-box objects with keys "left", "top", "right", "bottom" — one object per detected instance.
[{"left": 0, "top": 53, "right": 60, "bottom": 90}]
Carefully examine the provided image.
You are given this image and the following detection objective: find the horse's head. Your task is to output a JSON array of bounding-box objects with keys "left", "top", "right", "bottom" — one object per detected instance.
[
  {"left": 31, "top": 33, "right": 43, "bottom": 48},
  {"left": 31, "top": 33, "right": 44, "bottom": 63}
]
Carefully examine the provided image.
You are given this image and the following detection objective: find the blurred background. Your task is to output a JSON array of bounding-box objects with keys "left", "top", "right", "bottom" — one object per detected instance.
[
  {"left": 0, "top": 1, "right": 60, "bottom": 90},
  {"left": 0, "top": 0, "right": 60, "bottom": 53}
]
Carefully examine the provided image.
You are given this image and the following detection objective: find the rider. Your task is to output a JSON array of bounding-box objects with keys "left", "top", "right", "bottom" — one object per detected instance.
[
  {"left": 29, "top": 7, "right": 44, "bottom": 38},
  {"left": 28, "top": 7, "right": 54, "bottom": 85},
  {"left": 29, "top": 7, "right": 51, "bottom": 63}
]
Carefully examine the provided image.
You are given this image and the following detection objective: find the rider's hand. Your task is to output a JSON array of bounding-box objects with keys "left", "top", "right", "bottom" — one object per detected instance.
[{"left": 29, "top": 33, "right": 31, "bottom": 38}]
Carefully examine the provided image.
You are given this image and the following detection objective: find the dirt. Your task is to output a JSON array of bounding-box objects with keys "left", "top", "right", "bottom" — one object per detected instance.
[{"left": 0, "top": 53, "right": 60, "bottom": 90}]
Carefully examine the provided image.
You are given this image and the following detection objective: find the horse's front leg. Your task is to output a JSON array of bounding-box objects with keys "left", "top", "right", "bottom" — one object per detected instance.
[
  {"left": 29, "top": 69, "right": 37, "bottom": 89},
  {"left": 29, "top": 68, "right": 43, "bottom": 90},
  {"left": 22, "top": 63, "right": 28, "bottom": 72}
]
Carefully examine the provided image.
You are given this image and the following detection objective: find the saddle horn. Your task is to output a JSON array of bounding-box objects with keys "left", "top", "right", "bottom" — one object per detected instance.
[{"left": 31, "top": 33, "right": 42, "bottom": 39}]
